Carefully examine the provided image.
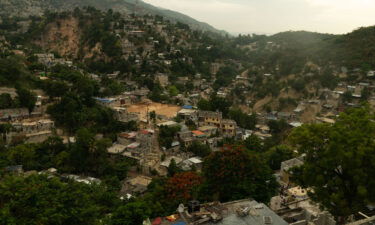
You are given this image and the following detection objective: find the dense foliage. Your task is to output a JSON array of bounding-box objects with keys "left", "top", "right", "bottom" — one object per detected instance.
[
  {"left": 289, "top": 107, "right": 375, "bottom": 220},
  {"left": 202, "top": 145, "right": 278, "bottom": 202}
]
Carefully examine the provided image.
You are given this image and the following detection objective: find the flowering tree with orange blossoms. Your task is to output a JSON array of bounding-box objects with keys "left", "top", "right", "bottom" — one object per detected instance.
[
  {"left": 202, "top": 145, "right": 278, "bottom": 202},
  {"left": 165, "top": 172, "right": 203, "bottom": 203}
]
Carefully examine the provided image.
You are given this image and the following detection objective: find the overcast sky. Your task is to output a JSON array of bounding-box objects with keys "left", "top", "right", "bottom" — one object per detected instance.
[{"left": 143, "top": 0, "right": 375, "bottom": 35}]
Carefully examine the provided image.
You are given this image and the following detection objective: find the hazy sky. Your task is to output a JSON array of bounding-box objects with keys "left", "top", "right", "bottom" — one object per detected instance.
[{"left": 143, "top": 0, "right": 375, "bottom": 34}]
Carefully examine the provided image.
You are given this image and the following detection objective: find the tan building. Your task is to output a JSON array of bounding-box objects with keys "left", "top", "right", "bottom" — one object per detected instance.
[
  {"left": 7, "top": 119, "right": 55, "bottom": 144},
  {"left": 198, "top": 110, "right": 237, "bottom": 137},
  {"left": 280, "top": 156, "right": 304, "bottom": 185},
  {"left": 221, "top": 119, "right": 237, "bottom": 137},
  {"left": 154, "top": 73, "right": 169, "bottom": 87},
  {"left": 198, "top": 110, "right": 222, "bottom": 128}
]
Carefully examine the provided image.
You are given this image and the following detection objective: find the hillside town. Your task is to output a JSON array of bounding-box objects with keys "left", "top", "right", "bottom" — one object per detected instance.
[{"left": 0, "top": 3, "right": 375, "bottom": 225}]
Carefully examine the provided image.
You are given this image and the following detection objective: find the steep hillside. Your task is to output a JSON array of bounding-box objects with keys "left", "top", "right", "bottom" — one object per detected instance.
[{"left": 0, "top": 0, "right": 226, "bottom": 35}]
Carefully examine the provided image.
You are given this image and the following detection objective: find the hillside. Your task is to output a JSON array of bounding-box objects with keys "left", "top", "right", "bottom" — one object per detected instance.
[
  {"left": 1, "top": 7, "right": 375, "bottom": 116},
  {"left": 0, "top": 0, "right": 226, "bottom": 35}
]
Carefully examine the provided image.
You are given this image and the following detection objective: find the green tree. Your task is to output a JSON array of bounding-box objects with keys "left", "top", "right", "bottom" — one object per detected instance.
[
  {"left": 244, "top": 135, "right": 264, "bottom": 152},
  {"left": 187, "top": 141, "right": 211, "bottom": 158},
  {"left": 267, "top": 119, "right": 289, "bottom": 135},
  {"left": 289, "top": 107, "right": 375, "bottom": 220},
  {"left": 109, "top": 201, "right": 151, "bottom": 225},
  {"left": 167, "top": 159, "right": 180, "bottom": 177},
  {"left": 202, "top": 145, "right": 277, "bottom": 202},
  {"left": 0, "top": 93, "right": 14, "bottom": 109},
  {"left": 168, "top": 85, "right": 179, "bottom": 97},
  {"left": 16, "top": 87, "right": 36, "bottom": 113},
  {"left": 0, "top": 174, "right": 110, "bottom": 225},
  {"left": 6, "top": 144, "right": 38, "bottom": 170},
  {"left": 197, "top": 99, "right": 211, "bottom": 111},
  {"left": 264, "top": 145, "right": 295, "bottom": 170}
]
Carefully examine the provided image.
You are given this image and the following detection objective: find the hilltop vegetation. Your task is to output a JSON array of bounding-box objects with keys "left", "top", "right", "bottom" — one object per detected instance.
[{"left": 0, "top": 0, "right": 226, "bottom": 35}]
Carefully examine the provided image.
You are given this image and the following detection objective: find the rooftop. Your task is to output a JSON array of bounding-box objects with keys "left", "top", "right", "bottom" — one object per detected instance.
[{"left": 152, "top": 199, "right": 288, "bottom": 225}]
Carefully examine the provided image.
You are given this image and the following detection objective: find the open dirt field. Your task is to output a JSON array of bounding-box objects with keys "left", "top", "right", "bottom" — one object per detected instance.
[{"left": 127, "top": 102, "right": 181, "bottom": 120}]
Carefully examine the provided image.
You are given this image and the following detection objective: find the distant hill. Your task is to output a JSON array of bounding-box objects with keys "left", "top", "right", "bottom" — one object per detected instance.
[{"left": 0, "top": 0, "right": 227, "bottom": 35}]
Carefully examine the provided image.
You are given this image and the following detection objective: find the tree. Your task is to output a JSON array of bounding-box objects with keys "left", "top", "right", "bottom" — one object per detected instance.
[
  {"left": 202, "top": 145, "right": 278, "bottom": 202},
  {"left": 70, "top": 128, "right": 111, "bottom": 176},
  {"left": 267, "top": 119, "right": 289, "bottom": 135},
  {"left": 109, "top": 201, "right": 151, "bottom": 225},
  {"left": 168, "top": 85, "right": 179, "bottom": 97},
  {"left": 149, "top": 111, "right": 156, "bottom": 123},
  {"left": 289, "top": 107, "right": 375, "bottom": 220},
  {"left": 229, "top": 109, "right": 257, "bottom": 130},
  {"left": 263, "top": 145, "right": 295, "bottom": 170},
  {"left": 187, "top": 141, "right": 211, "bottom": 158},
  {"left": 165, "top": 172, "right": 202, "bottom": 203},
  {"left": 244, "top": 135, "right": 264, "bottom": 152},
  {"left": 197, "top": 99, "right": 211, "bottom": 111},
  {"left": 167, "top": 159, "right": 180, "bottom": 177},
  {"left": 158, "top": 125, "right": 181, "bottom": 148},
  {"left": 16, "top": 87, "right": 36, "bottom": 113},
  {"left": 0, "top": 174, "right": 111, "bottom": 225},
  {"left": 0, "top": 93, "right": 14, "bottom": 109},
  {"left": 6, "top": 144, "right": 38, "bottom": 170}
]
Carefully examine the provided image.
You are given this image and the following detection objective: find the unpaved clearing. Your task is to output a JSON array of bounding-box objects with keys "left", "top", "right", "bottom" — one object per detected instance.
[{"left": 127, "top": 102, "right": 181, "bottom": 120}]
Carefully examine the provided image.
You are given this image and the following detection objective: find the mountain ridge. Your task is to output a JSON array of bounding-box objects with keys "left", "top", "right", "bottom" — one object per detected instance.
[{"left": 0, "top": 0, "right": 227, "bottom": 35}]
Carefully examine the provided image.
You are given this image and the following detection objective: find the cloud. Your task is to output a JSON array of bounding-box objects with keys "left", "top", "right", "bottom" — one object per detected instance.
[{"left": 143, "top": 0, "right": 375, "bottom": 34}]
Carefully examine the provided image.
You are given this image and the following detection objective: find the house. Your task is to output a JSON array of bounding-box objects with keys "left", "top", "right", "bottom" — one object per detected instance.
[
  {"left": 123, "top": 142, "right": 142, "bottom": 159},
  {"left": 107, "top": 144, "right": 127, "bottom": 155},
  {"left": 155, "top": 73, "right": 169, "bottom": 87},
  {"left": 178, "top": 131, "right": 194, "bottom": 147},
  {"left": 112, "top": 107, "right": 139, "bottom": 123},
  {"left": 128, "top": 30, "right": 145, "bottom": 37},
  {"left": 270, "top": 185, "right": 336, "bottom": 225},
  {"left": 198, "top": 126, "right": 218, "bottom": 136},
  {"left": 293, "top": 105, "right": 306, "bottom": 114},
  {"left": 198, "top": 111, "right": 222, "bottom": 128},
  {"left": 256, "top": 124, "right": 270, "bottom": 134},
  {"left": 107, "top": 71, "right": 120, "bottom": 79},
  {"left": 289, "top": 121, "right": 303, "bottom": 128},
  {"left": 157, "top": 121, "right": 178, "bottom": 127},
  {"left": 192, "top": 130, "right": 207, "bottom": 139},
  {"left": 315, "top": 117, "right": 335, "bottom": 124},
  {"left": 94, "top": 97, "right": 118, "bottom": 107},
  {"left": 179, "top": 157, "right": 203, "bottom": 171},
  {"left": 0, "top": 108, "right": 29, "bottom": 121},
  {"left": 169, "top": 141, "right": 180, "bottom": 152},
  {"left": 278, "top": 112, "right": 292, "bottom": 120},
  {"left": 207, "top": 137, "right": 222, "bottom": 150},
  {"left": 177, "top": 109, "right": 197, "bottom": 121},
  {"left": 34, "top": 53, "right": 54, "bottom": 66},
  {"left": 62, "top": 174, "right": 101, "bottom": 185},
  {"left": 176, "top": 76, "right": 189, "bottom": 85},
  {"left": 147, "top": 199, "right": 289, "bottom": 225},
  {"left": 160, "top": 156, "right": 183, "bottom": 168},
  {"left": 122, "top": 175, "right": 152, "bottom": 195},
  {"left": 7, "top": 119, "right": 54, "bottom": 144},
  {"left": 347, "top": 216, "right": 375, "bottom": 225},
  {"left": 221, "top": 119, "right": 237, "bottom": 137},
  {"left": 210, "top": 63, "right": 221, "bottom": 75},
  {"left": 280, "top": 156, "right": 304, "bottom": 185},
  {"left": 4, "top": 165, "right": 23, "bottom": 174},
  {"left": 367, "top": 71, "right": 375, "bottom": 77},
  {"left": 117, "top": 132, "right": 137, "bottom": 145}
]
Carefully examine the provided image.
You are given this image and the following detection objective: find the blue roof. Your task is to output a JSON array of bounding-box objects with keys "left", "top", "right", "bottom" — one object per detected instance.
[
  {"left": 93, "top": 97, "right": 114, "bottom": 103},
  {"left": 183, "top": 105, "right": 193, "bottom": 109},
  {"left": 172, "top": 222, "right": 187, "bottom": 225}
]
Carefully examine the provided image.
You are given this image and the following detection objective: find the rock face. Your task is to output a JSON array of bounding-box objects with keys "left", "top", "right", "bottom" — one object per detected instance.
[
  {"left": 34, "top": 17, "right": 81, "bottom": 58},
  {"left": 0, "top": 0, "right": 226, "bottom": 35}
]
